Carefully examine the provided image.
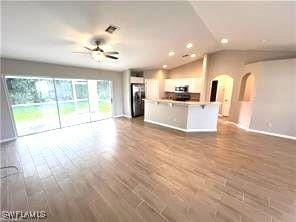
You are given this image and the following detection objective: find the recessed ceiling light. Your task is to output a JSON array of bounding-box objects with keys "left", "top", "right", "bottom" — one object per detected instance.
[
  {"left": 190, "top": 54, "right": 196, "bottom": 58},
  {"left": 220, "top": 38, "right": 229, "bottom": 44},
  {"left": 168, "top": 51, "right": 175, "bottom": 56},
  {"left": 186, "top": 43, "right": 193, "bottom": 48},
  {"left": 162, "top": 65, "right": 168, "bottom": 69}
]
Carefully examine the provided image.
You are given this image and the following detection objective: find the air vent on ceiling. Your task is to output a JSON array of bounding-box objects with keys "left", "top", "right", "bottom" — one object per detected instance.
[{"left": 105, "top": 25, "right": 120, "bottom": 34}]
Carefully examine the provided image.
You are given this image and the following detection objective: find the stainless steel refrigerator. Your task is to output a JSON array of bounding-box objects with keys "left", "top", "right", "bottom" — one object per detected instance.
[{"left": 131, "top": 83, "right": 145, "bottom": 117}]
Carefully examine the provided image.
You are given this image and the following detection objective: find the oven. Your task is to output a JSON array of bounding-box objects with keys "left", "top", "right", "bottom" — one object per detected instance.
[{"left": 174, "top": 85, "right": 190, "bottom": 101}]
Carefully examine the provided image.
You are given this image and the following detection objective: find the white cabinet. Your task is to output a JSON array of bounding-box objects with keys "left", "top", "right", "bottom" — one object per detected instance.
[
  {"left": 188, "top": 78, "right": 202, "bottom": 93},
  {"left": 145, "top": 79, "right": 160, "bottom": 99},
  {"left": 130, "top": 77, "right": 144, "bottom": 84},
  {"left": 164, "top": 79, "right": 175, "bottom": 92},
  {"left": 164, "top": 78, "right": 202, "bottom": 93}
]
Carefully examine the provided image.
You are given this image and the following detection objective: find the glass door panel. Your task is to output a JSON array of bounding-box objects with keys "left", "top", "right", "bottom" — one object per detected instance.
[
  {"left": 55, "top": 79, "right": 90, "bottom": 127},
  {"left": 5, "top": 76, "right": 60, "bottom": 136},
  {"left": 89, "top": 80, "right": 112, "bottom": 121}
]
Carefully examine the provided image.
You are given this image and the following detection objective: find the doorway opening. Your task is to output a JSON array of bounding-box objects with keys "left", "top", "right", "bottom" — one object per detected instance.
[
  {"left": 239, "top": 73, "right": 255, "bottom": 102},
  {"left": 238, "top": 73, "right": 255, "bottom": 128},
  {"left": 209, "top": 75, "right": 234, "bottom": 117}
]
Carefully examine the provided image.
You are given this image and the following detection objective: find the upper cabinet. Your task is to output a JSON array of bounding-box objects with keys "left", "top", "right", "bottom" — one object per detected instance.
[
  {"left": 164, "top": 78, "right": 202, "bottom": 93},
  {"left": 130, "top": 77, "right": 144, "bottom": 84},
  {"left": 164, "top": 79, "right": 175, "bottom": 92}
]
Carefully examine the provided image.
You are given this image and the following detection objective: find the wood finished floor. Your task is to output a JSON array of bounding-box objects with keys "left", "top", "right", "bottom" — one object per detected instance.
[{"left": 1, "top": 117, "right": 296, "bottom": 222}]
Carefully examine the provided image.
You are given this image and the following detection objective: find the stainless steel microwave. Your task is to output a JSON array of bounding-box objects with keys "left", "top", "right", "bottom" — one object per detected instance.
[{"left": 175, "top": 85, "right": 189, "bottom": 93}]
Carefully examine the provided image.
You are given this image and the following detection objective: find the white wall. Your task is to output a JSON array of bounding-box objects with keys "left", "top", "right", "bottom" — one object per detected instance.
[
  {"left": 168, "top": 59, "right": 203, "bottom": 79},
  {"left": 244, "top": 58, "right": 296, "bottom": 137},
  {"left": 122, "top": 70, "right": 131, "bottom": 117},
  {"left": 206, "top": 50, "right": 296, "bottom": 123}
]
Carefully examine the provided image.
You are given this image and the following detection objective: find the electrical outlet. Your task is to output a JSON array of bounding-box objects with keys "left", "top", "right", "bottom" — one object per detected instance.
[{"left": 267, "top": 122, "right": 272, "bottom": 128}]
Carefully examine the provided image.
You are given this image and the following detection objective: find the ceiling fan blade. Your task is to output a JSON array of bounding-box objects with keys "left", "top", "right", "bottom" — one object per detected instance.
[
  {"left": 84, "top": 47, "right": 93, "bottom": 51},
  {"left": 105, "top": 55, "right": 119, "bottom": 60},
  {"left": 72, "top": 52, "right": 90, "bottom": 54},
  {"left": 104, "top": 51, "right": 119, "bottom": 55},
  {"left": 96, "top": 47, "right": 104, "bottom": 52}
]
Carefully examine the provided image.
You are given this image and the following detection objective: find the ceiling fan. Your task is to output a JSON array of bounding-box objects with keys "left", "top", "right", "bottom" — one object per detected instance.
[{"left": 73, "top": 40, "right": 119, "bottom": 62}]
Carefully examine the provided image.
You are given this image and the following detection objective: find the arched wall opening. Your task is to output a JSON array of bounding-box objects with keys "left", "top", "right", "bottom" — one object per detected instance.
[
  {"left": 239, "top": 73, "right": 255, "bottom": 102},
  {"left": 209, "top": 75, "right": 234, "bottom": 117},
  {"left": 238, "top": 73, "right": 256, "bottom": 129}
]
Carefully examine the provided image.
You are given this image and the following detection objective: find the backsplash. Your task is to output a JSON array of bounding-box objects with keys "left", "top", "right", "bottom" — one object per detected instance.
[{"left": 164, "top": 92, "right": 200, "bottom": 101}]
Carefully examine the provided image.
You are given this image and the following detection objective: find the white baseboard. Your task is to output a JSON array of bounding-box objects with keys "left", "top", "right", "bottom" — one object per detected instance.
[
  {"left": 226, "top": 121, "right": 296, "bottom": 140},
  {"left": 0, "top": 136, "right": 17, "bottom": 144},
  {"left": 122, "top": 115, "right": 132, "bottom": 118},
  {"left": 186, "top": 128, "right": 217, "bottom": 132},
  {"left": 113, "top": 115, "right": 123, "bottom": 118},
  {"left": 247, "top": 128, "right": 296, "bottom": 140},
  {"left": 113, "top": 114, "right": 132, "bottom": 118},
  {"left": 144, "top": 119, "right": 217, "bottom": 132}
]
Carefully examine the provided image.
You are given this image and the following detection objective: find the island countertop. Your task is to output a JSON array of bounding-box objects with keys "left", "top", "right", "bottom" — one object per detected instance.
[{"left": 144, "top": 98, "right": 218, "bottom": 106}]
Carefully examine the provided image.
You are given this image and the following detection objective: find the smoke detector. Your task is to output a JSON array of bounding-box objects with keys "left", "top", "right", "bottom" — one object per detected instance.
[{"left": 105, "top": 25, "right": 120, "bottom": 34}]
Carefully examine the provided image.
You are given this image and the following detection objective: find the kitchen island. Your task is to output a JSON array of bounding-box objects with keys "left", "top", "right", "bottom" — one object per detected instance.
[{"left": 144, "top": 99, "right": 219, "bottom": 132}]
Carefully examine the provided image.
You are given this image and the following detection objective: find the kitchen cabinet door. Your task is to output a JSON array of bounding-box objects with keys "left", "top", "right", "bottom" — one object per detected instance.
[
  {"left": 145, "top": 79, "right": 160, "bottom": 99},
  {"left": 188, "top": 78, "right": 202, "bottom": 93},
  {"left": 164, "top": 79, "right": 175, "bottom": 92}
]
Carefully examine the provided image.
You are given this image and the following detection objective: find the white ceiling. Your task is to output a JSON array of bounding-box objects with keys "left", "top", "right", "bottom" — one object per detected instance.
[
  {"left": 1, "top": 1, "right": 296, "bottom": 71},
  {"left": 190, "top": 1, "right": 296, "bottom": 52}
]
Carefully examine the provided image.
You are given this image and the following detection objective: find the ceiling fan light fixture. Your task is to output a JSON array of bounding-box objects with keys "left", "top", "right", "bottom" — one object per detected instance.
[
  {"left": 168, "top": 51, "right": 175, "bottom": 56},
  {"left": 220, "top": 38, "right": 229, "bottom": 44},
  {"left": 91, "top": 51, "right": 105, "bottom": 62},
  {"left": 186, "top": 43, "right": 193, "bottom": 49}
]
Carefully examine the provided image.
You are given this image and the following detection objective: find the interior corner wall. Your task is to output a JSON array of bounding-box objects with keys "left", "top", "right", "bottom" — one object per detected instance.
[
  {"left": 206, "top": 50, "right": 296, "bottom": 123},
  {"left": 167, "top": 59, "right": 203, "bottom": 79},
  {"left": 0, "top": 58, "right": 124, "bottom": 117},
  {"left": 246, "top": 58, "right": 296, "bottom": 137},
  {"left": 0, "top": 76, "right": 17, "bottom": 142}
]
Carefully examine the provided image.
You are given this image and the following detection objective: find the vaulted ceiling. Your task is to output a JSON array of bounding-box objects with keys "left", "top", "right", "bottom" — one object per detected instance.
[{"left": 1, "top": 1, "right": 295, "bottom": 71}]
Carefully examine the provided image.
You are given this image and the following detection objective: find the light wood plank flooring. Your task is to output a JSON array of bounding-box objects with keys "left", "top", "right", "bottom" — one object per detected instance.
[{"left": 1, "top": 117, "right": 296, "bottom": 222}]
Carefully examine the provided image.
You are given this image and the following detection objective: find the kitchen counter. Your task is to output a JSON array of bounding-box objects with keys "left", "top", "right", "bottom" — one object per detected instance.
[
  {"left": 144, "top": 99, "right": 215, "bottom": 106},
  {"left": 144, "top": 99, "right": 219, "bottom": 132}
]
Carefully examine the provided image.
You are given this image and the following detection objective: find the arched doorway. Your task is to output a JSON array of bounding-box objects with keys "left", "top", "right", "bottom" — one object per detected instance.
[
  {"left": 209, "top": 75, "right": 234, "bottom": 116},
  {"left": 238, "top": 73, "right": 255, "bottom": 128},
  {"left": 239, "top": 73, "right": 255, "bottom": 102}
]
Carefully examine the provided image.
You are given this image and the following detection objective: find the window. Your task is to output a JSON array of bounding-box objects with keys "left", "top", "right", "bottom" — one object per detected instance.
[{"left": 5, "top": 76, "right": 113, "bottom": 136}]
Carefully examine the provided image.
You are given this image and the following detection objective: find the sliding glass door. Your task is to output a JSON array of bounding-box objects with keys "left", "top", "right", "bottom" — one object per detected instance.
[
  {"left": 55, "top": 79, "right": 90, "bottom": 127},
  {"left": 5, "top": 76, "right": 60, "bottom": 136},
  {"left": 89, "top": 80, "right": 113, "bottom": 121},
  {"left": 5, "top": 76, "right": 113, "bottom": 136}
]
